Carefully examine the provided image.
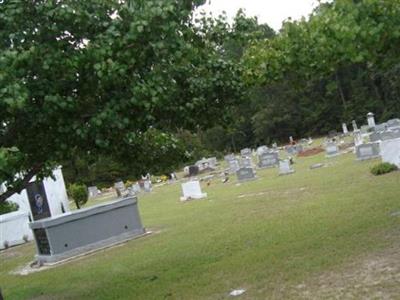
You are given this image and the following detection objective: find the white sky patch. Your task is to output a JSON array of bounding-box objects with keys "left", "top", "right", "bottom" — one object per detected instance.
[{"left": 196, "top": 0, "right": 325, "bottom": 31}]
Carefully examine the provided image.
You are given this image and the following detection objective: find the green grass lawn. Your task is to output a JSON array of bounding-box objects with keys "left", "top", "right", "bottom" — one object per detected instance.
[{"left": 1, "top": 146, "right": 400, "bottom": 299}]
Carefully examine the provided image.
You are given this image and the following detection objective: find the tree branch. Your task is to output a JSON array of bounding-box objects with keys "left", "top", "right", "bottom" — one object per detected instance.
[{"left": 0, "top": 164, "right": 43, "bottom": 204}]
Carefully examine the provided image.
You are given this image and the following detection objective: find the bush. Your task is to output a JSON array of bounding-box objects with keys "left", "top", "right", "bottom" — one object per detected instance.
[
  {"left": 371, "top": 162, "right": 398, "bottom": 176},
  {"left": 68, "top": 183, "right": 88, "bottom": 209},
  {"left": 0, "top": 201, "right": 19, "bottom": 215}
]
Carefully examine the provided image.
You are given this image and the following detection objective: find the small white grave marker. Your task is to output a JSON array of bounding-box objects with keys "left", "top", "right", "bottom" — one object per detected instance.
[{"left": 180, "top": 181, "right": 207, "bottom": 201}]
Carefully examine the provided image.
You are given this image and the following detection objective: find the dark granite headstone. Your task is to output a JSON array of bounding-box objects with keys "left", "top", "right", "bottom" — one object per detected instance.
[
  {"left": 236, "top": 167, "right": 256, "bottom": 182},
  {"left": 258, "top": 152, "right": 279, "bottom": 168},
  {"left": 188, "top": 165, "right": 199, "bottom": 177},
  {"left": 26, "top": 181, "right": 51, "bottom": 221}
]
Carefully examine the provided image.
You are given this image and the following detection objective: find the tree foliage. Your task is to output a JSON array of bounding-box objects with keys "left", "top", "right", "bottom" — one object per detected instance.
[{"left": 0, "top": 0, "right": 243, "bottom": 202}]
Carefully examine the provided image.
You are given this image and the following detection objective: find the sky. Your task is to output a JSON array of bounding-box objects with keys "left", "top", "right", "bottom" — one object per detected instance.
[{"left": 196, "top": 0, "right": 323, "bottom": 31}]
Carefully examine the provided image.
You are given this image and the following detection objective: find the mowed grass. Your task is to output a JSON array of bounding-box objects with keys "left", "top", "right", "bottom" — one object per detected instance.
[{"left": 1, "top": 147, "right": 400, "bottom": 299}]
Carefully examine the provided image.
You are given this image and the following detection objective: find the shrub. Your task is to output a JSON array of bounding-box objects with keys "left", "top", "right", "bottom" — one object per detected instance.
[
  {"left": 371, "top": 162, "right": 398, "bottom": 176},
  {"left": 0, "top": 201, "right": 19, "bottom": 215},
  {"left": 68, "top": 183, "right": 88, "bottom": 209}
]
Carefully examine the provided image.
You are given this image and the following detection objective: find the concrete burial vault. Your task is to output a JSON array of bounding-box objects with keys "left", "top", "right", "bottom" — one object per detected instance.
[{"left": 30, "top": 196, "right": 145, "bottom": 264}]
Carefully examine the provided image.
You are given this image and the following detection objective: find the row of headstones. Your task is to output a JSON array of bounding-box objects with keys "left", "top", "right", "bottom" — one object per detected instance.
[
  {"left": 180, "top": 159, "right": 295, "bottom": 202},
  {"left": 88, "top": 180, "right": 152, "bottom": 199},
  {"left": 184, "top": 157, "right": 218, "bottom": 177}
]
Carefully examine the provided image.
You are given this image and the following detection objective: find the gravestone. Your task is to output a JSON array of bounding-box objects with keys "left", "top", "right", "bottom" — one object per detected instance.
[
  {"left": 258, "top": 152, "right": 279, "bottom": 168},
  {"left": 228, "top": 159, "right": 240, "bottom": 173},
  {"left": 240, "top": 157, "right": 253, "bottom": 168},
  {"left": 360, "top": 125, "right": 370, "bottom": 134},
  {"left": 279, "top": 160, "right": 295, "bottom": 175},
  {"left": 30, "top": 197, "right": 145, "bottom": 264},
  {"left": 272, "top": 142, "right": 278, "bottom": 150},
  {"left": 380, "top": 138, "right": 400, "bottom": 167},
  {"left": 286, "top": 144, "right": 303, "bottom": 155},
  {"left": 289, "top": 136, "right": 294, "bottom": 144},
  {"left": 328, "top": 130, "right": 338, "bottom": 138},
  {"left": 143, "top": 180, "right": 152, "bottom": 193},
  {"left": 367, "top": 112, "right": 376, "bottom": 128},
  {"left": 224, "top": 154, "right": 235, "bottom": 162},
  {"left": 188, "top": 165, "right": 199, "bottom": 177},
  {"left": 352, "top": 120, "right": 358, "bottom": 131},
  {"left": 342, "top": 123, "right": 349, "bottom": 135},
  {"left": 256, "top": 145, "right": 269, "bottom": 156},
  {"left": 369, "top": 132, "right": 381, "bottom": 142},
  {"left": 354, "top": 130, "right": 363, "bottom": 146},
  {"left": 131, "top": 183, "right": 141, "bottom": 194},
  {"left": 236, "top": 167, "right": 256, "bottom": 182},
  {"left": 114, "top": 181, "right": 126, "bottom": 196},
  {"left": 310, "top": 163, "right": 324, "bottom": 170},
  {"left": 387, "top": 118, "right": 400, "bottom": 129},
  {"left": 26, "top": 181, "right": 51, "bottom": 221},
  {"left": 180, "top": 181, "right": 207, "bottom": 201},
  {"left": 356, "top": 143, "right": 380, "bottom": 161},
  {"left": 88, "top": 186, "right": 99, "bottom": 198},
  {"left": 240, "top": 148, "right": 252, "bottom": 157},
  {"left": 374, "top": 123, "right": 387, "bottom": 132},
  {"left": 325, "top": 142, "right": 339, "bottom": 157}
]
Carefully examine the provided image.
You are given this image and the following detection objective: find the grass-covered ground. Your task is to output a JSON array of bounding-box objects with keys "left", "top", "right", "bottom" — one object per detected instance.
[{"left": 1, "top": 144, "right": 400, "bottom": 299}]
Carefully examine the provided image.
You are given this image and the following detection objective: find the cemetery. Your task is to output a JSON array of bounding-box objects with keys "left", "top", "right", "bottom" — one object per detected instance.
[
  {"left": 1, "top": 1, "right": 400, "bottom": 299},
  {"left": 2, "top": 118, "right": 399, "bottom": 298}
]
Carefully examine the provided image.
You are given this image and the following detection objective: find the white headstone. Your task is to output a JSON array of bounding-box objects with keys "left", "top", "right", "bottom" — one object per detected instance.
[
  {"left": 326, "top": 142, "right": 339, "bottom": 157},
  {"left": 180, "top": 181, "right": 207, "bottom": 201},
  {"left": 367, "top": 112, "right": 376, "bottom": 128},
  {"left": 279, "top": 160, "right": 294, "bottom": 175},
  {"left": 380, "top": 138, "right": 400, "bottom": 167},
  {"left": 342, "top": 123, "right": 348, "bottom": 135},
  {"left": 352, "top": 120, "right": 358, "bottom": 131}
]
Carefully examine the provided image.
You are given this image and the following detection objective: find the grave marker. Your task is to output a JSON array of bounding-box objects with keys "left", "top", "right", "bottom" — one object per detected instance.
[
  {"left": 236, "top": 167, "right": 256, "bottom": 182},
  {"left": 356, "top": 143, "right": 380, "bottom": 161},
  {"left": 279, "top": 160, "right": 295, "bottom": 175},
  {"left": 180, "top": 181, "right": 207, "bottom": 201},
  {"left": 258, "top": 152, "right": 279, "bottom": 168}
]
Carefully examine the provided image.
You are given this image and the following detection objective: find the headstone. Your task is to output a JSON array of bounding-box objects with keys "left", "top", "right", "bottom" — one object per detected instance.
[
  {"left": 131, "top": 183, "right": 141, "bottom": 195},
  {"left": 26, "top": 181, "right": 51, "bottom": 221},
  {"left": 272, "top": 142, "right": 278, "bottom": 150},
  {"left": 258, "top": 152, "right": 279, "bottom": 168},
  {"left": 328, "top": 130, "right": 338, "bottom": 138},
  {"left": 387, "top": 118, "right": 400, "bottom": 129},
  {"left": 286, "top": 144, "right": 303, "bottom": 155},
  {"left": 143, "top": 180, "right": 152, "bottom": 192},
  {"left": 325, "top": 142, "right": 339, "bottom": 157},
  {"left": 367, "top": 112, "right": 375, "bottom": 128},
  {"left": 279, "top": 160, "right": 295, "bottom": 175},
  {"left": 180, "top": 181, "right": 207, "bottom": 201},
  {"left": 352, "top": 120, "right": 358, "bottom": 131},
  {"left": 360, "top": 125, "right": 370, "bottom": 134},
  {"left": 228, "top": 159, "right": 240, "bottom": 173},
  {"left": 355, "top": 142, "right": 380, "bottom": 161},
  {"left": 310, "top": 163, "right": 324, "bottom": 170},
  {"left": 240, "top": 148, "right": 252, "bottom": 157},
  {"left": 342, "top": 123, "right": 348, "bottom": 135},
  {"left": 236, "top": 167, "right": 256, "bottom": 182},
  {"left": 88, "top": 186, "right": 99, "bottom": 198},
  {"left": 114, "top": 181, "right": 126, "bottom": 196},
  {"left": 374, "top": 123, "right": 387, "bottom": 132},
  {"left": 256, "top": 145, "right": 269, "bottom": 156},
  {"left": 240, "top": 157, "right": 253, "bottom": 168},
  {"left": 289, "top": 136, "right": 294, "bottom": 144},
  {"left": 354, "top": 130, "right": 363, "bottom": 146},
  {"left": 188, "top": 165, "right": 199, "bottom": 177},
  {"left": 224, "top": 154, "right": 235, "bottom": 162},
  {"left": 369, "top": 132, "right": 381, "bottom": 142},
  {"left": 380, "top": 138, "right": 400, "bottom": 167}
]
